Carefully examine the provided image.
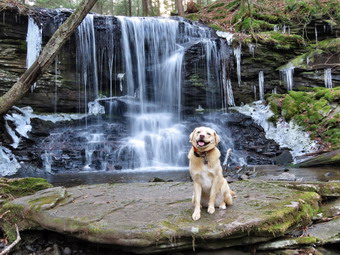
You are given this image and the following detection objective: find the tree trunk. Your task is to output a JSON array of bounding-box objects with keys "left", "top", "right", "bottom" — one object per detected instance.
[
  {"left": 142, "top": 0, "right": 148, "bottom": 16},
  {"left": 176, "top": 0, "right": 184, "bottom": 16},
  {"left": 0, "top": 0, "right": 98, "bottom": 116},
  {"left": 128, "top": 0, "right": 132, "bottom": 16}
]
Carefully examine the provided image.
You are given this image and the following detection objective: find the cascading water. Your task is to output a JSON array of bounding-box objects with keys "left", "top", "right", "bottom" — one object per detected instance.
[
  {"left": 14, "top": 14, "right": 242, "bottom": 174},
  {"left": 76, "top": 14, "right": 99, "bottom": 119}
]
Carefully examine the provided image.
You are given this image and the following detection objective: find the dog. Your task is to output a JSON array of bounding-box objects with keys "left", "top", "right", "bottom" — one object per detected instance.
[{"left": 188, "top": 126, "right": 233, "bottom": 221}]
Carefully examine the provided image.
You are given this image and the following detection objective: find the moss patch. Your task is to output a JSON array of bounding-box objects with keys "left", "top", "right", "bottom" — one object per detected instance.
[
  {"left": 0, "top": 178, "right": 52, "bottom": 200},
  {"left": 267, "top": 87, "right": 340, "bottom": 150}
]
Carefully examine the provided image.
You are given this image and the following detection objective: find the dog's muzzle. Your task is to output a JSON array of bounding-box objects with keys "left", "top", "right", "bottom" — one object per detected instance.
[{"left": 197, "top": 140, "right": 210, "bottom": 147}]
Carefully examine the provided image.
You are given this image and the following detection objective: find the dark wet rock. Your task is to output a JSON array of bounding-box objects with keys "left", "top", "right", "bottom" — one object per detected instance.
[
  {"left": 3, "top": 181, "right": 322, "bottom": 253},
  {"left": 273, "top": 150, "right": 294, "bottom": 166},
  {"left": 294, "top": 150, "right": 340, "bottom": 167}
]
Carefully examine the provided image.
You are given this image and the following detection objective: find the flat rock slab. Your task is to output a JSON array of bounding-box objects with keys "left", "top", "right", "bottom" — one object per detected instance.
[{"left": 5, "top": 181, "right": 321, "bottom": 253}]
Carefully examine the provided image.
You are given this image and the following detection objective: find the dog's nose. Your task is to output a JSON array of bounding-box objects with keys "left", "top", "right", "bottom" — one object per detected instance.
[{"left": 199, "top": 134, "right": 205, "bottom": 139}]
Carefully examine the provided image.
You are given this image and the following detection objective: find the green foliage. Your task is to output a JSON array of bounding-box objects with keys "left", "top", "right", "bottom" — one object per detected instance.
[{"left": 267, "top": 87, "right": 340, "bottom": 149}]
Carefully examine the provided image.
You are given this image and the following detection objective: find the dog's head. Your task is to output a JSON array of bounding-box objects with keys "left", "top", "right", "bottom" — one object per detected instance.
[{"left": 189, "top": 126, "right": 220, "bottom": 152}]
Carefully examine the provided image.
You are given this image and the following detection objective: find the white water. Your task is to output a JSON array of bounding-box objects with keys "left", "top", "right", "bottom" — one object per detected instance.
[
  {"left": 324, "top": 68, "right": 333, "bottom": 88},
  {"left": 21, "top": 15, "right": 239, "bottom": 172},
  {"left": 26, "top": 16, "right": 42, "bottom": 92},
  {"left": 112, "top": 17, "right": 200, "bottom": 169},
  {"left": 76, "top": 14, "right": 99, "bottom": 119},
  {"left": 280, "top": 63, "right": 295, "bottom": 91},
  {"left": 258, "top": 71, "right": 265, "bottom": 100},
  {"left": 233, "top": 101, "right": 319, "bottom": 161},
  {"left": 233, "top": 45, "right": 242, "bottom": 85}
]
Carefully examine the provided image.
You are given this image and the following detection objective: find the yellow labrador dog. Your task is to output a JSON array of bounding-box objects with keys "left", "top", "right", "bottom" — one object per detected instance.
[{"left": 188, "top": 126, "right": 233, "bottom": 221}]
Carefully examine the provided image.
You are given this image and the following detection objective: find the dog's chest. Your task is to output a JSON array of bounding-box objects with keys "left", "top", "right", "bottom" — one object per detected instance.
[{"left": 200, "top": 166, "right": 215, "bottom": 191}]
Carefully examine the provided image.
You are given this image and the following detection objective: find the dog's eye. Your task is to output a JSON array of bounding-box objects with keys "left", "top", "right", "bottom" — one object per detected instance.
[
  {"left": 207, "top": 132, "right": 211, "bottom": 135},
  {"left": 197, "top": 131, "right": 201, "bottom": 134}
]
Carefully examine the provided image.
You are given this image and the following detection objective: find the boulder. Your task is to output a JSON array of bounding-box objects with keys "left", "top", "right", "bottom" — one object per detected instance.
[{"left": 2, "top": 181, "right": 322, "bottom": 253}]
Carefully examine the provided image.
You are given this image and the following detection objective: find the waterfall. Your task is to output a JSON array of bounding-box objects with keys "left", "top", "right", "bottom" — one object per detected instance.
[
  {"left": 23, "top": 15, "right": 240, "bottom": 173},
  {"left": 76, "top": 14, "right": 99, "bottom": 118},
  {"left": 324, "top": 68, "right": 333, "bottom": 88},
  {"left": 280, "top": 64, "right": 294, "bottom": 91},
  {"left": 26, "top": 16, "right": 42, "bottom": 92},
  {"left": 110, "top": 17, "right": 197, "bottom": 170},
  {"left": 233, "top": 44, "right": 242, "bottom": 85},
  {"left": 258, "top": 71, "right": 264, "bottom": 100}
]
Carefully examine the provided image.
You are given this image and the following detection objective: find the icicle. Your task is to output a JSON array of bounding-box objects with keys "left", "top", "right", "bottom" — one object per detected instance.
[
  {"left": 233, "top": 44, "right": 242, "bottom": 85},
  {"left": 54, "top": 55, "right": 59, "bottom": 113},
  {"left": 280, "top": 64, "right": 295, "bottom": 91},
  {"left": 324, "top": 68, "right": 333, "bottom": 89},
  {"left": 315, "top": 25, "right": 318, "bottom": 43},
  {"left": 26, "top": 16, "right": 42, "bottom": 92},
  {"left": 117, "top": 73, "right": 125, "bottom": 92},
  {"left": 41, "top": 150, "right": 52, "bottom": 174},
  {"left": 253, "top": 85, "right": 257, "bottom": 101},
  {"left": 259, "top": 71, "right": 264, "bottom": 100},
  {"left": 272, "top": 87, "right": 277, "bottom": 94},
  {"left": 216, "top": 31, "right": 233, "bottom": 45},
  {"left": 248, "top": 43, "right": 255, "bottom": 57}
]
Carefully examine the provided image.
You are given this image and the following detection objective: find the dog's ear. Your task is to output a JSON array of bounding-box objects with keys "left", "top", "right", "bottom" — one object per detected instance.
[
  {"left": 189, "top": 128, "right": 196, "bottom": 142},
  {"left": 214, "top": 132, "right": 220, "bottom": 144}
]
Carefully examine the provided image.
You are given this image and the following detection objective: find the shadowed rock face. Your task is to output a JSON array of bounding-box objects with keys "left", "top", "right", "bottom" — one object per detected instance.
[{"left": 4, "top": 181, "right": 321, "bottom": 253}]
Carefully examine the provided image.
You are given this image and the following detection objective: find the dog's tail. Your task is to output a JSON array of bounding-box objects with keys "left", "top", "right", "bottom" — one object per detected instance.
[{"left": 222, "top": 148, "right": 232, "bottom": 166}]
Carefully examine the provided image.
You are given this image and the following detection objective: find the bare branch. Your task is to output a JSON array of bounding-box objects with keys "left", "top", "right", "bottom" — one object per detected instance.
[{"left": 0, "top": 224, "right": 21, "bottom": 255}]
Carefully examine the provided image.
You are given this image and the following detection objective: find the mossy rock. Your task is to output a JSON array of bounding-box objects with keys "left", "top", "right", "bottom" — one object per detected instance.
[
  {"left": 2, "top": 181, "right": 322, "bottom": 253},
  {"left": 0, "top": 177, "right": 52, "bottom": 200},
  {"left": 253, "top": 32, "right": 304, "bottom": 50},
  {"left": 266, "top": 88, "right": 340, "bottom": 150}
]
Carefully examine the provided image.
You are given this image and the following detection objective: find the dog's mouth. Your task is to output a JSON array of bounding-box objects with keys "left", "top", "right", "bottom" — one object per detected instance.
[{"left": 196, "top": 140, "right": 210, "bottom": 147}]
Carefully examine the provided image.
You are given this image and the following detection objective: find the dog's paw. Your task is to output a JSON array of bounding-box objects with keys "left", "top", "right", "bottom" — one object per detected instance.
[
  {"left": 192, "top": 211, "right": 201, "bottom": 221},
  {"left": 219, "top": 204, "right": 227, "bottom": 210},
  {"left": 207, "top": 206, "right": 215, "bottom": 214}
]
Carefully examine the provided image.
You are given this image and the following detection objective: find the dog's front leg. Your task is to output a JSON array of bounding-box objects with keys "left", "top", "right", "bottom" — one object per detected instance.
[
  {"left": 192, "top": 181, "right": 202, "bottom": 221},
  {"left": 207, "top": 177, "right": 220, "bottom": 214}
]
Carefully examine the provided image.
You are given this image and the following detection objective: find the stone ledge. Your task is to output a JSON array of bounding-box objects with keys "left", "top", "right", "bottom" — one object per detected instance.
[{"left": 1, "top": 181, "right": 322, "bottom": 253}]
